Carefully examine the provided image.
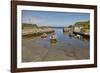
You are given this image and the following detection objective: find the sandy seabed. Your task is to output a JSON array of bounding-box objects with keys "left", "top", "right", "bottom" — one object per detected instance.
[{"left": 22, "top": 37, "right": 89, "bottom": 62}]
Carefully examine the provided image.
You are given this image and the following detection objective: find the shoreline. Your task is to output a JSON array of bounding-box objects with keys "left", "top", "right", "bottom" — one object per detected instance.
[
  {"left": 22, "top": 30, "right": 54, "bottom": 37},
  {"left": 22, "top": 28, "right": 54, "bottom": 37}
]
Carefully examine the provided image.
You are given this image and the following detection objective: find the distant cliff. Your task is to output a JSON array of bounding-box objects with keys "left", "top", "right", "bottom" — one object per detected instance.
[
  {"left": 74, "top": 21, "right": 90, "bottom": 33},
  {"left": 63, "top": 21, "right": 90, "bottom": 34}
]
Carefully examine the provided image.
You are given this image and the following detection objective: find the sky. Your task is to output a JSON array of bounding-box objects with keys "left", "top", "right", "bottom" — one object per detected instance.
[{"left": 22, "top": 10, "right": 90, "bottom": 27}]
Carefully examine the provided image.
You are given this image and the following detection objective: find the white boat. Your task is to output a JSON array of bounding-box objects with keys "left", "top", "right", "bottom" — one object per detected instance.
[
  {"left": 50, "top": 33, "right": 57, "bottom": 43},
  {"left": 41, "top": 33, "right": 47, "bottom": 38}
]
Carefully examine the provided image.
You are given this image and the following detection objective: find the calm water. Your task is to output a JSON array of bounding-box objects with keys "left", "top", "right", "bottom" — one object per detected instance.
[
  {"left": 22, "top": 28, "right": 90, "bottom": 62},
  {"left": 27, "top": 28, "right": 90, "bottom": 49},
  {"left": 54, "top": 28, "right": 89, "bottom": 49}
]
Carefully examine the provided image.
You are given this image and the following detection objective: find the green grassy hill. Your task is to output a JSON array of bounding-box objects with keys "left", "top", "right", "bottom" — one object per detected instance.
[{"left": 74, "top": 21, "right": 90, "bottom": 29}]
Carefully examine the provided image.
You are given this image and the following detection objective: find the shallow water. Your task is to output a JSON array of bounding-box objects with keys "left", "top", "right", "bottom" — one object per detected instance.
[{"left": 22, "top": 28, "right": 90, "bottom": 62}]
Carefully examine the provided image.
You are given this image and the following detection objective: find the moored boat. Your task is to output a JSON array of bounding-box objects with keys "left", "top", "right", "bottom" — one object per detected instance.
[
  {"left": 50, "top": 33, "right": 57, "bottom": 43},
  {"left": 41, "top": 33, "right": 47, "bottom": 38}
]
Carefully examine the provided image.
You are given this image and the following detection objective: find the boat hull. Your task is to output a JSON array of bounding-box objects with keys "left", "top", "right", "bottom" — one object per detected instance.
[{"left": 50, "top": 39, "right": 57, "bottom": 43}]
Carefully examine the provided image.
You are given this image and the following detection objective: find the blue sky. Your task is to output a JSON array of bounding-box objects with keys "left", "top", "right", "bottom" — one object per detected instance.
[{"left": 22, "top": 10, "right": 90, "bottom": 27}]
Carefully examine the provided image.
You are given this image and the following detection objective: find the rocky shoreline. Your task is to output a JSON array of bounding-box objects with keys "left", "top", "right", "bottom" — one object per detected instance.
[{"left": 22, "top": 24, "right": 54, "bottom": 37}]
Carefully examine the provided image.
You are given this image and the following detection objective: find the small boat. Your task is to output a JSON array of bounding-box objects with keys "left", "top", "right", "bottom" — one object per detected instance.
[
  {"left": 50, "top": 38, "right": 57, "bottom": 43},
  {"left": 74, "top": 34, "right": 81, "bottom": 39},
  {"left": 41, "top": 33, "right": 47, "bottom": 38},
  {"left": 50, "top": 33, "right": 57, "bottom": 43}
]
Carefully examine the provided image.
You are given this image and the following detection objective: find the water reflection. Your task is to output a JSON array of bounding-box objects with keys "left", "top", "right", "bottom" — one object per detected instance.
[
  {"left": 22, "top": 28, "right": 90, "bottom": 62},
  {"left": 23, "top": 28, "right": 90, "bottom": 49}
]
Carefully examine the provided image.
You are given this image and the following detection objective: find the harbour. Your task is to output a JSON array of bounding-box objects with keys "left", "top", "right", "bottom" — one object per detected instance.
[{"left": 22, "top": 28, "right": 90, "bottom": 62}]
